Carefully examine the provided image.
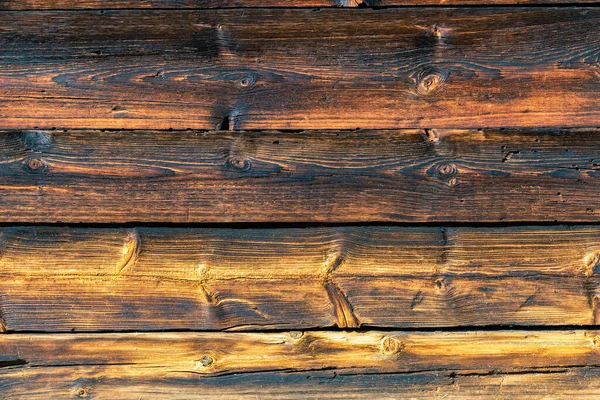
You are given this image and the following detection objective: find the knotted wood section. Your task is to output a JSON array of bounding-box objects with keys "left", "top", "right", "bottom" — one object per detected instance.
[
  {"left": 2, "top": 330, "right": 600, "bottom": 398},
  {"left": 1, "top": 226, "right": 600, "bottom": 332},
  {"left": 2, "top": 8, "right": 600, "bottom": 129},
  {"left": 3, "top": 128, "right": 600, "bottom": 223}
]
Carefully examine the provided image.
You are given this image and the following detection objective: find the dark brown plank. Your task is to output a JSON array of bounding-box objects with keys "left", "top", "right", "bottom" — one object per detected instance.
[
  {"left": 2, "top": 129, "right": 600, "bottom": 223},
  {"left": 1, "top": 226, "right": 599, "bottom": 332},
  {"left": 0, "top": 0, "right": 593, "bottom": 9},
  {"left": 1, "top": 331, "right": 600, "bottom": 398},
  {"left": 1, "top": 8, "right": 599, "bottom": 129}
]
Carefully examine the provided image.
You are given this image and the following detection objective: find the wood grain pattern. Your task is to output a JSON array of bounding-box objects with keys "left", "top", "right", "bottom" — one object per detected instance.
[
  {"left": 2, "top": 331, "right": 600, "bottom": 398},
  {"left": 0, "top": 0, "right": 593, "bottom": 9},
  {"left": 2, "top": 226, "right": 600, "bottom": 331},
  {"left": 3, "top": 129, "right": 600, "bottom": 223},
  {"left": 1, "top": 8, "right": 600, "bottom": 129},
  {"left": 4, "top": 367, "right": 600, "bottom": 399}
]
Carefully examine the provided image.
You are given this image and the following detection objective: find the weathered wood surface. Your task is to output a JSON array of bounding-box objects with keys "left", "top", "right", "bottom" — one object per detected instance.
[
  {"left": 2, "top": 226, "right": 600, "bottom": 331},
  {"left": 3, "top": 128, "right": 600, "bottom": 223},
  {"left": 3, "top": 367, "right": 600, "bottom": 399},
  {"left": 0, "top": 0, "right": 592, "bottom": 9},
  {"left": 1, "top": 8, "right": 600, "bottom": 129},
  {"left": 2, "top": 331, "right": 600, "bottom": 398}
]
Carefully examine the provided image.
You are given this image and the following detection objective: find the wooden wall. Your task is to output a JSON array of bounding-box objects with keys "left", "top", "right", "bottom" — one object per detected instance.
[{"left": 1, "top": 1, "right": 599, "bottom": 398}]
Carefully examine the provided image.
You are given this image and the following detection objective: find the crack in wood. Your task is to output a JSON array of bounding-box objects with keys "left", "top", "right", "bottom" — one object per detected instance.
[{"left": 0, "top": 359, "right": 27, "bottom": 369}]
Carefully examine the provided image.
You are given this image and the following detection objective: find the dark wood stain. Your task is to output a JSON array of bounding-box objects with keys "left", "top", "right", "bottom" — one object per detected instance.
[
  {"left": 1, "top": 129, "right": 600, "bottom": 222},
  {"left": 0, "top": 9, "right": 599, "bottom": 129}
]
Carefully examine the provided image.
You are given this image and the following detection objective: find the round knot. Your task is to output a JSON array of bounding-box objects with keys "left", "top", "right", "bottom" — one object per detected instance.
[
  {"left": 76, "top": 388, "right": 88, "bottom": 398},
  {"left": 381, "top": 336, "right": 404, "bottom": 358},
  {"left": 23, "top": 157, "right": 47, "bottom": 173},
  {"left": 413, "top": 67, "right": 450, "bottom": 95},
  {"left": 200, "top": 355, "right": 214, "bottom": 367},
  {"left": 227, "top": 156, "right": 252, "bottom": 171},
  {"left": 437, "top": 163, "right": 457, "bottom": 179},
  {"left": 238, "top": 76, "right": 256, "bottom": 88},
  {"left": 289, "top": 331, "right": 304, "bottom": 340},
  {"left": 435, "top": 277, "right": 448, "bottom": 290}
]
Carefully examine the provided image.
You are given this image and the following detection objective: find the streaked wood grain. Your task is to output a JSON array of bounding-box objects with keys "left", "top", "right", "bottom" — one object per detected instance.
[
  {"left": 3, "top": 366, "right": 600, "bottom": 399},
  {"left": 2, "top": 129, "right": 600, "bottom": 223},
  {"left": 0, "top": 0, "right": 592, "bottom": 8},
  {"left": 1, "top": 8, "right": 599, "bottom": 129},
  {"left": 1, "top": 226, "right": 599, "bottom": 331},
  {"left": 1, "top": 331, "right": 600, "bottom": 398}
]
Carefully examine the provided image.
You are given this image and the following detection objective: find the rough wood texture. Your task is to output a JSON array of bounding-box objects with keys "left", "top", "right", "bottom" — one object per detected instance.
[
  {"left": 1, "top": 8, "right": 600, "bottom": 129},
  {"left": 2, "top": 331, "right": 600, "bottom": 398},
  {"left": 2, "top": 129, "right": 600, "bottom": 223},
  {"left": 4, "top": 367, "right": 600, "bottom": 399},
  {"left": 0, "top": 0, "right": 593, "bottom": 8},
  {"left": 2, "top": 226, "right": 600, "bottom": 331}
]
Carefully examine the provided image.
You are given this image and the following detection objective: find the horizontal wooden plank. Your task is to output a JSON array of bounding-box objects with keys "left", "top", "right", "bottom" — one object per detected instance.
[
  {"left": 2, "top": 331, "right": 600, "bottom": 398},
  {"left": 2, "top": 226, "right": 600, "bottom": 331},
  {"left": 3, "top": 367, "right": 600, "bottom": 399},
  {"left": 1, "top": 8, "right": 599, "bottom": 129},
  {"left": 3, "top": 129, "right": 600, "bottom": 223},
  {"left": 0, "top": 0, "right": 593, "bottom": 9}
]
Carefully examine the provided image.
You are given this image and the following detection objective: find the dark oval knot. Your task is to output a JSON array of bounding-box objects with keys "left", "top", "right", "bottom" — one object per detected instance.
[
  {"left": 437, "top": 163, "right": 457, "bottom": 179},
  {"left": 238, "top": 76, "right": 256, "bottom": 88},
  {"left": 227, "top": 156, "right": 252, "bottom": 172},
  {"left": 413, "top": 66, "right": 450, "bottom": 95},
  {"left": 23, "top": 157, "right": 48, "bottom": 173}
]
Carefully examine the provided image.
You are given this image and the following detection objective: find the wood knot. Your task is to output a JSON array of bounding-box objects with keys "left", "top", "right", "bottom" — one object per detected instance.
[
  {"left": 238, "top": 76, "right": 256, "bottom": 88},
  {"left": 424, "top": 129, "right": 440, "bottom": 144},
  {"left": 435, "top": 277, "right": 448, "bottom": 290},
  {"left": 582, "top": 252, "right": 600, "bottom": 277},
  {"left": 116, "top": 230, "right": 141, "bottom": 276},
  {"left": 22, "top": 131, "right": 52, "bottom": 150},
  {"left": 76, "top": 388, "right": 89, "bottom": 398},
  {"left": 198, "top": 355, "right": 214, "bottom": 368},
  {"left": 437, "top": 163, "right": 457, "bottom": 179},
  {"left": 430, "top": 25, "right": 452, "bottom": 40},
  {"left": 23, "top": 157, "right": 47, "bottom": 173},
  {"left": 592, "top": 335, "right": 600, "bottom": 349},
  {"left": 381, "top": 336, "right": 404, "bottom": 358},
  {"left": 413, "top": 67, "right": 450, "bottom": 96},
  {"left": 227, "top": 156, "right": 252, "bottom": 172},
  {"left": 289, "top": 331, "right": 304, "bottom": 339},
  {"left": 429, "top": 162, "right": 458, "bottom": 187}
]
